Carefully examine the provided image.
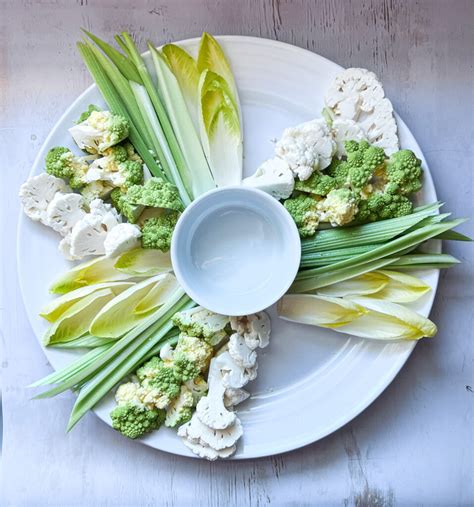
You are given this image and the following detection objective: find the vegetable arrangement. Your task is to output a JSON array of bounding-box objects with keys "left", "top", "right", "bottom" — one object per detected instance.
[{"left": 19, "top": 31, "right": 469, "bottom": 460}]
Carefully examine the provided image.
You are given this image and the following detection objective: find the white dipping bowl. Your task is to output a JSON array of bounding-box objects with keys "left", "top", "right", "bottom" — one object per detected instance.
[{"left": 171, "top": 186, "right": 301, "bottom": 316}]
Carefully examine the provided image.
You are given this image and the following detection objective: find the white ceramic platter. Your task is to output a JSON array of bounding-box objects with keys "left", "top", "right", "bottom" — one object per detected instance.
[{"left": 17, "top": 36, "right": 439, "bottom": 459}]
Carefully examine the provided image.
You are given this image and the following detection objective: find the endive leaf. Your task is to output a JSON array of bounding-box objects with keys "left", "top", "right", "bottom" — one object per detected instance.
[
  {"left": 114, "top": 247, "right": 172, "bottom": 276},
  {"left": 89, "top": 274, "right": 178, "bottom": 338},
  {"left": 49, "top": 256, "right": 136, "bottom": 294},
  {"left": 162, "top": 43, "right": 200, "bottom": 129},
  {"left": 44, "top": 288, "right": 116, "bottom": 345},
  {"left": 372, "top": 270, "right": 431, "bottom": 303},
  {"left": 315, "top": 272, "right": 389, "bottom": 298},
  {"left": 344, "top": 297, "right": 437, "bottom": 340},
  {"left": 277, "top": 294, "right": 367, "bottom": 327},
  {"left": 197, "top": 33, "right": 241, "bottom": 124},
  {"left": 40, "top": 282, "right": 134, "bottom": 322},
  {"left": 150, "top": 45, "right": 215, "bottom": 198},
  {"left": 133, "top": 273, "right": 179, "bottom": 315}
]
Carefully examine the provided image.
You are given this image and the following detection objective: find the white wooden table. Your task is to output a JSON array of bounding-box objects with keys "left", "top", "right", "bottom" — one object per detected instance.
[{"left": 1, "top": 1, "right": 473, "bottom": 505}]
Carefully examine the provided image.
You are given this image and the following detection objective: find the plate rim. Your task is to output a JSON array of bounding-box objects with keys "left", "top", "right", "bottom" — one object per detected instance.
[{"left": 16, "top": 34, "right": 439, "bottom": 460}]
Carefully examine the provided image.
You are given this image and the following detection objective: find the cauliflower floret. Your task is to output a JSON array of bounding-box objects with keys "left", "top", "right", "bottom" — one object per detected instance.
[
  {"left": 325, "top": 68, "right": 399, "bottom": 155},
  {"left": 69, "top": 215, "right": 108, "bottom": 258},
  {"left": 317, "top": 188, "right": 359, "bottom": 226},
  {"left": 275, "top": 119, "right": 336, "bottom": 180},
  {"left": 115, "top": 380, "right": 142, "bottom": 406},
  {"left": 331, "top": 118, "right": 367, "bottom": 158},
  {"left": 19, "top": 173, "right": 70, "bottom": 225},
  {"left": 80, "top": 180, "right": 115, "bottom": 203},
  {"left": 88, "top": 198, "right": 122, "bottom": 230},
  {"left": 185, "top": 376, "right": 208, "bottom": 406},
  {"left": 69, "top": 110, "right": 129, "bottom": 154},
  {"left": 242, "top": 158, "right": 295, "bottom": 199},
  {"left": 104, "top": 223, "right": 142, "bottom": 257},
  {"left": 58, "top": 234, "right": 79, "bottom": 261},
  {"left": 229, "top": 312, "right": 271, "bottom": 350},
  {"left": 46, "top": 192, "right": 87, "bottom": 237}
]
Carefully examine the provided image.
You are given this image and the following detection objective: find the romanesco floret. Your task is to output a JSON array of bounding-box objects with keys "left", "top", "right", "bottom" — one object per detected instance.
[
  {"left": 76, "top": 104, "right": 101, "bottom": 124},
  {"left": 165, "top": 386, "right": 194, "bottom": 428},
  {"left": 126, "top": 178, "right": 184, "bottom": 211},
  {"left": 69, "top": 110, "right": 129, "bottom": 154},
  {"left": 172, "top": 307, "right": 230, "bottom": 346},
  {"left": 384, "top": 149, "right": 423, "bottom": 195},
  {"left": 173, "top": 356, "right": 201, "bottom": 382},
  {"left": 110, "top": 402, "right": 165, "bottom": 439},
  {"left": 317, "top": 188, "right": 359, "bottom": 226},
  {"left": 343, "top": 140, "right": 386, "bottom": 190},
  {"left": 294, "top": 170, "right": 336, "bottom": 196},
  {"left": 141, "top": 212, "right": 179, "bottom": 251},
  {"left": 120, "top": 160, "right": 144, "bottom": 188},
  {"left": 174, "top": 334, "right": 214, "bottom": 373},
  {"left": 284, "top": 194, "right": 320, "bottom": 238},
  {"left": 45, "top": 147, "right": 90, "bottom": 185},
  {"left": 355, "top": 192, "right": 413, "bottom": 223},
  {"left": 110, "top": 188, "right": 144, "bottom": 223},
  {"left": 326, "top": 157, "right": 349, "bottom": 187},
  {"left": 80, "top": 180, "right": 114, "bottom": 203}
]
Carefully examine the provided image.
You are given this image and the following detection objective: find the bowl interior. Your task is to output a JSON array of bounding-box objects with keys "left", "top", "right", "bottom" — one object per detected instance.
[{"left": 171, "top": 187, "right": 301, "bottom": 315}]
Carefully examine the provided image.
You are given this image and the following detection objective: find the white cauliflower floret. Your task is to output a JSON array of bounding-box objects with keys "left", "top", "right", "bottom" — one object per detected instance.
[
  {"left": 331, "top": 118, "right": 367, "bottom": 157},
  {"left": 185, "top": 376, "right": 208, "bottom": 406},
  {"left": 104, "top": 223, "right": 141, "bottom": 257},
  {"left": 80, "top": 180, "right": 114, "bottom": 203},
  {"left": 68, "top": 110, "right": 129, "bottom": 155},
  {"left": 165, "top": 385, "right": 194, "bottom": 428},
  {"left": 230, "top": 312, "right": 271, "bottom": 350},
  {"left": 317, "top": 188, "right": 359, "bottom": 226},
  {"left": 58, "top": 234, "right": 79, "bottom": 261},
  {"left": 88, "top": 198, "right": 122, "bottom": 230},
  {"left": 179, "top": 413, "right": 243, "bottom": 450},
  {"left": 228, "top": 333, "right": 257, "bottom": 369},
  {"left": 224, "top": 388, "right": 250, "bottom": 408},
  {"left": 242, "top": 158, "right": 294, "bottom": 199},
  {"left": 46, "top": 192, "right": 87, "bottom": 237},
  {"left": 19, "top": 173, "right": 70, "bottom": 225},
  {"left": 115, "top": 380, "right": 142, "bottom": 406},
  {"left": 69, "top": 215, "right": 108, "bottom": 258},
  {"left": 275, "top": 119, "right": 336, "bottom": 180},
  {"left": 180, "top": 436, "right": 236, "bottom": 461},
  {"left": 325, "top": 68, "right": 399, "bottom": 155}
]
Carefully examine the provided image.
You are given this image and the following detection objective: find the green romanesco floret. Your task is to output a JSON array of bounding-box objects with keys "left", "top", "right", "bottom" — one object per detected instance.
[
  {"left": 126, "top": 178, "right": 184, "bottom": 211},
  {"left": 326, "top": 157, "right": 349, "bottom": 187},
  {"left": 110, "top": 188, "right": 144, "bottom": 223},
  {"left": 165, "top": 385, "right": 194, "bottom": 428},
  {"left": 172, "top": 307, "right": 230, "bottom": 346},
  {"left": 136, "top": 357, "right": 181, "bottom": 409},
  {"left": 141, "top": 212, "right": 179, "bottom": 251},
  {"left": 120, "top": 160, "right": 144, "bottom": 188},
  {"left": 343, "top": 140, "right": 386, "bottom": 190},
  {"left": 173, "top": 356, "right": 201, "bottom": 382},
  {"left": 355, "top": 192, "right": 413, "bottom": 224},
  {"left": 384, "top": 149, "right": 423, "bottom": 195},
  {"left": 76, "top": 104, "right": 102, "bottom": 124},
  {"left": 284, "top": 194, "right": 320, "bottom": 238},
  {"left": 45, "top": 147, "right": 90, "bottom": 184},
  {"left": 174, "top": 334, "right": 214, "bottom": 373},
  {"left": 110, "top": 402, "right": 165, "bottom": 439},
  {"left": 294, "top": 170, "right": 336, "bottom": 196},
  {"left": 317, "top": 188, "right": 360, "bottom": 227}
]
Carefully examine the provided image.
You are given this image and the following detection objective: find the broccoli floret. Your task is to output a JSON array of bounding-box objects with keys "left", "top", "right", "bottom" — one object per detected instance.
[
  {"left": 343, "top": 140, "right": 386, "bottom": 190},
  {"left": 141, "top": 211, "right": 179, "bottom": 251},
  {"left": 174, "top": 334, "right": 214, "bottom": 373},
  {"left": 165, "top": 386, "right": 194, "bottom": 428},
  {"left": 76, "top": 104, "right": 102, "bottom": 124},
  {"left": 317, "top": 188, "right": 360, "bottom": 227},
  {"left": 69, "top": 110, "right": 129, "bottom": 154},
  {"left": 172, "top": 307, "right": 229, "bottom": 346},
  {"left": 110, "top": 188, "right": 144, "bottom": 223},
  {"left": 45, "top": 147, "right": 90, "bottom": 184},
  {"left": 294, "top": 170, "right": 336, "bottom": 196},
  {"left": 110, "top": 402, "right": 165, "bottom": 439},
  {"left": 126, "top": 178, "right": 184, "bottom": 211},
  {"left": 356, "top": 192, "right": 413, "bottom": 224},
  {"left": 385, "top": 149, "right": 423, "bottom": 195},
  {"left": 284, "top": 194, "right": 320, "bottom": 238}
]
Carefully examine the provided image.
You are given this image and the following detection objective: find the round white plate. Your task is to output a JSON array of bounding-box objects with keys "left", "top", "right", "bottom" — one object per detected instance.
[{"left": 18, "top": 36, "right": 439, "bottom": 459}]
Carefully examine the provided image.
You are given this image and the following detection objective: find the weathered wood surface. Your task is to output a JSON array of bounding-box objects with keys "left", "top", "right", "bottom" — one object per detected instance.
[{"left": 1, "top": 0, "right": 473, "bottom": 505}]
